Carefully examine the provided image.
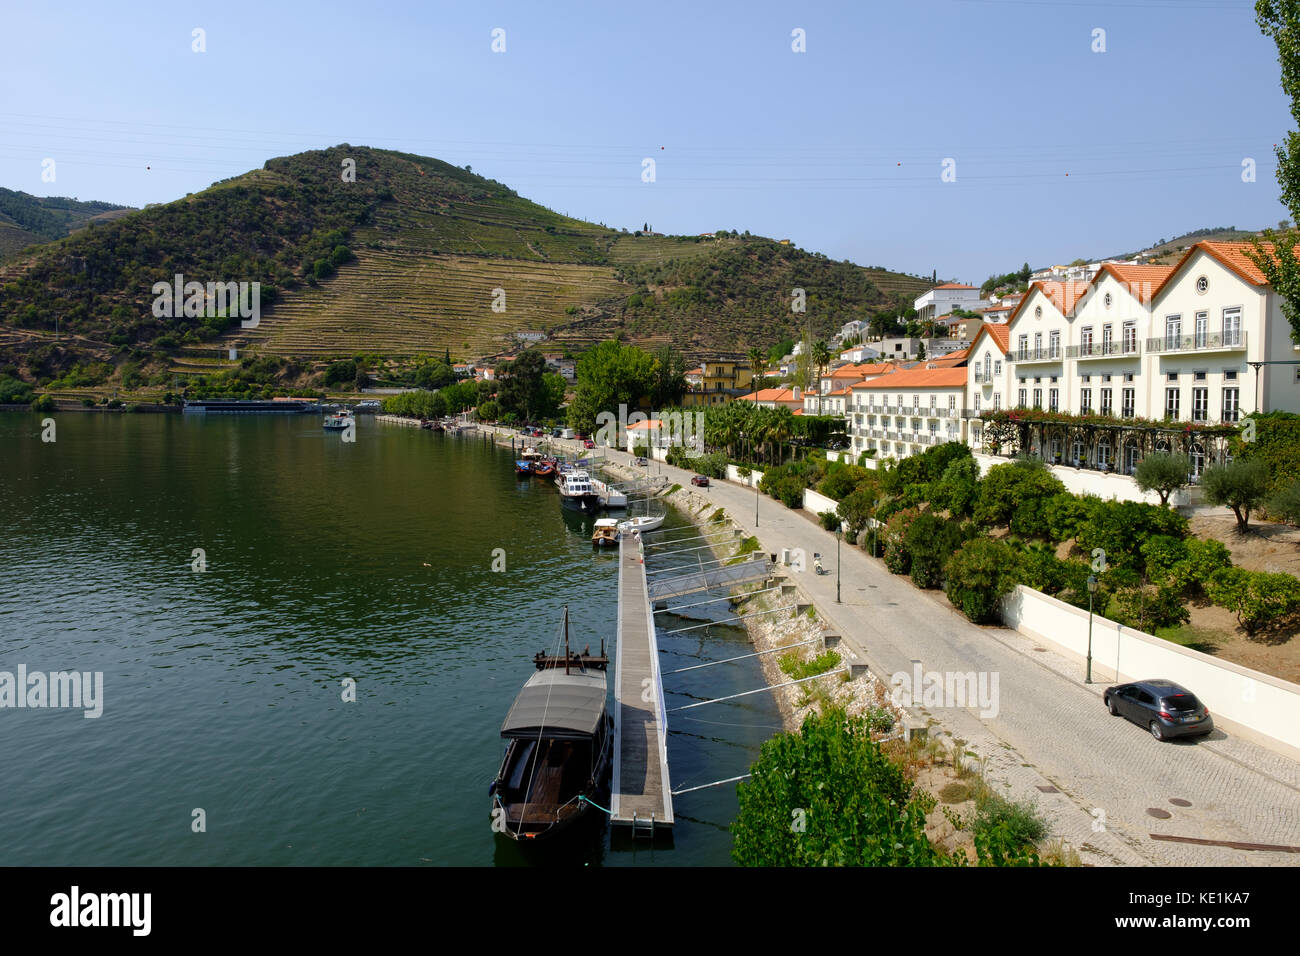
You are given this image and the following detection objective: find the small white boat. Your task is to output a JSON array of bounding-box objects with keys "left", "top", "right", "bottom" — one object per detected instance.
[
  {"left": 617, "top": 514, "right": 664, "bottom": 534},
  {"left": 592, "top": 518, "right": 621, "bottom": 547},
  {"left": 323, "top": 412, "right": 354, "bottom": 430}
]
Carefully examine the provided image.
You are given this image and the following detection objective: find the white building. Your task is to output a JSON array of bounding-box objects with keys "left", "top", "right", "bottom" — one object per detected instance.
[
  {"left": 838, "top": 344, "right": 882, "bottom": 363},
  {"left": 914, "top": 283, "right": 982, "bottom": 325},
  {"left": 849, "top": 363, "right": 969, "bottom": 460}
]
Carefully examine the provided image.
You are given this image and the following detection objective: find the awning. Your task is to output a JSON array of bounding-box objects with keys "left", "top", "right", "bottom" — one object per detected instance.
[{"left": 501, "top": 669, "right": 607, "bottom": 739}]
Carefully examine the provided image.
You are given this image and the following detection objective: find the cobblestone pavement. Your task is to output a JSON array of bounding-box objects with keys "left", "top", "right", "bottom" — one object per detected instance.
[{"left": 583, "top": 443, "right": 1300, "bottom": 867}]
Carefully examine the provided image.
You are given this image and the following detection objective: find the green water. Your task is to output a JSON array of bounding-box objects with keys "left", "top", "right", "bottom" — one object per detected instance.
[{"left": 0, "top": 412, "right": 781, "bottom": 866}]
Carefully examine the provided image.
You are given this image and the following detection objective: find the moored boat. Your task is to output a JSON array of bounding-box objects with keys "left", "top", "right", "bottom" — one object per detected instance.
[
  {"left": 617, "top": 514, "right": 664, "bottom": 534},
  {"left": 555, "top": 470, "right": 601, "bottom": 513},
  {"left": 489, "top": 609, "right": 612, "bottom": 841},
  {"left": 592, "top": 518, "right": 621, "bottom": 547},
  {"left": 323, "top": 411, "right": 354, "bottom": 430}
]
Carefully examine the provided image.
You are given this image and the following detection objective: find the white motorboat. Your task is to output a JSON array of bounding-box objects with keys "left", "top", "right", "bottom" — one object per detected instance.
[
  {"left": 617, "top": 514, "right": 664, "bottom": 534},
  {"left": 555, "top": 470, "right": 601, "bottom": 513},
  {"left": 323, "top": 412, "right": 354, "bottom": 430}
]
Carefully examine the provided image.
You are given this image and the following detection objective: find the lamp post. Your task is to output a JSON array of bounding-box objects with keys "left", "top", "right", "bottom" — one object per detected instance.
[
  {"left": 1086, "top": 573, "right": 1098, "bottom": 684},
  {"left": 836, "top": 526, "right": 842, "bottom": 603}
]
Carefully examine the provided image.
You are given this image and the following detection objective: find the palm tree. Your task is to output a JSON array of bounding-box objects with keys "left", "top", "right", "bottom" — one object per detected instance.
[
  {"left": 747, "top": 346, "right": 766, "bottom": 393},
  {"left": 811, "top": 339, "right": 831, "bottom": 414},
  {"left": 768, "top": 406, "right": 795, "bottom": 465}
]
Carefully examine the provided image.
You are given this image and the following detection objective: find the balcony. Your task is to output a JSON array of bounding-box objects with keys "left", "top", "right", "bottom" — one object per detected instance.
[
  {"left": 1009, "top": 347, "right": 1061, "bottom": 364},
  {"left": 1067, "top": 341, "right": 1140, "bottom": 360},
  {"left": 1145, "top": 331, "right": 1247, "bottom": 354},
  {"left": 975, "top": 371, "right": 994, "bottom": 384}
]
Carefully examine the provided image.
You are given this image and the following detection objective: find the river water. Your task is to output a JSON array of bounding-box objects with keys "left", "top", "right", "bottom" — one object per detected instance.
[{"left": 0, "top": 412, "right": 781, "bottom": 866}]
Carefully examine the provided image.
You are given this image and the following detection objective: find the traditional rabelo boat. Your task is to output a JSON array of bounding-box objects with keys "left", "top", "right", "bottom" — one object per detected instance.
[
  {"left": 531, "top": 459, "right": 557, "bottom": 477},
  {"left": 490, "top": 609, "right": 612, "bottom": 841}
]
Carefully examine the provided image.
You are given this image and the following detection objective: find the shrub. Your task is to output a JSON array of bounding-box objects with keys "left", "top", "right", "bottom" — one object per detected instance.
[
  {"left": 777, "top": 650, "right": 841, "bottom": 680},
  {"left": 1014, "top": 542, "right": 1072, "bottom": 596},
  {"left": 1168, "top": 538, "right": 1232, "bottom": 598},
  {"left": 883, "top": 507, "right": 922, "bottom": 574},
  {"left": 1110, "top": 584, "right": 1191, "bottom": 633},
  {"left": 819, "top": 462, "right": 871, "bottom": 501},
  {"left": 30, "top": 394, "right": 56, "bottom": 412},
  {"left": 1201, "top": 459, "right": 1270, "bottom": 532},
  {"left": 932, "top": 456, "right": 980, "bottom": 518},
  {"left": 906, "top": 514, "right": 969, "bottom": 589},
  {"left": 971, "top": 793, "right": 1048, "bottom": 851},
  {"left": 1266, "top": 479, "right": 1300, "bottom": 526},
  {"left": 0, "top": 374, "right": 35, "bottom": 404},
  {"left": 818, "top": 511, "right": 842, "bottom": 532},
  {"left": 1043, "top": 493, "right": 1089, "bottom": 543},
  {"left": 837, "top": 486, "right": 878, "bottom": 538},
  {"left": 945, "top": 538, "right": 1021, "bottom": 624},
  {"left": 1205, "top": 567, "right": 1300, "bottom": 635},
  {"left": 323, "top": 360, "right": 357, "bottom": 387},
  {"left": 1139, "top": 535, "right": 1189, "bottom": 583},
  {"left": 973, "top": 460, "right": 1066, "bottom": 530},
  {"left": 1076, "top": 500, "right": 1188, "bottom": 572}
]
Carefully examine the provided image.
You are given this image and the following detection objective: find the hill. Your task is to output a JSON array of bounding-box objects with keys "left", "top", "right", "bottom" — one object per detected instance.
[
  {"left": 0, "top": 188, "right": 133, "bottom": 258},
  {"left": 1104, "top": 225, "right": 1265, "bottom": 264},
  {"left": 0, "top": 145, "right": 929, "bottom": 387}
]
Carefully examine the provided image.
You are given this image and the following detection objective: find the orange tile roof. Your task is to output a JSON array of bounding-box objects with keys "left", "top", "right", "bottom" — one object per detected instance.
[
  {"left": 932, "top": 282, "right": 978, "bottom": 290},
  {"left": 1162, "top": 240, "right": 1291, "bottom": 290},
  {"left": 739, "top": 387, "right": 803, "bottom": 403},
  {"left": 826, "top": 385, "right": 854, "bottom": 396},
  {"left": 1007, "top": 280, "right": 1088, "bottom": 324},
  {"left": 857, "top": 366, "right": 968, "bottom": 389},
  {"left": 968, "top": 323, "right": 1012, "bottom": 354},
  {"left": 1088, "top": 263, "right": 1175, "bottom": 304},
  {"left": 830, "top": 362, "right": 893, "bottom": 378}
]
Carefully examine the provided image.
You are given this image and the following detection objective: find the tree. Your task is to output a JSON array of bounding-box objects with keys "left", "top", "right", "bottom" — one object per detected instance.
[
  {"left": 1201, "top": 458, "right": 1270, "bottom": 531},
  {"left": 916, "top": 340, "right": 927, "bottom": 361},
  {"left": 1135, "top": 453, "right": 1191, "bottom": 506},
  {"left": 732, "top": 709, "right": 944, "bottom": 866},
  {"left": 496, "top": 350, "right": 549, "bottom": 421},
  {"left": 566, "top": 340, "right": 656, "bottom": 435},
  {"left": 414, "top": 360, "right": 455, "bottom": 390},
  {"left": 945, "top": 539, "right": 1022, "bottom": 624},
  {"left": 746, "top": 346, "right": 766, "bottom": 387},
  {"left": 810, "top": 339, "right": 831, "bottom": 414},
  {"left": 1249, "top": 1, "right": 1300, "bottom": 342},
  {"left": 648, "top": 344, "right": 687, "bottom": 408}
]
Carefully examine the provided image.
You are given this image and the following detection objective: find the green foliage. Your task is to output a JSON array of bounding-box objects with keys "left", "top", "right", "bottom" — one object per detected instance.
[
  {"left": 439, "top": 380, "right": 479, "bottom": 413},
  {"left": 1229, "top": 412, "right": 1300, "bottom": 491},
  {"left": 973, "top": 459, "right": 1066, "bottom": 530},
  {"left": 477, "top": 399, "right": 500, "bottom": 421},
  {"left": 495, "top": 350, "right": 553, "bottom": 422},
  {"left": 1267, "top": 477, "right": 1300, "bottom": 525},
  {"left": 818, "top": 461, "right": 871, "bottom": 501},
  {"left": 1205, "top": 566, "right": 1300, "bottom": 635},
  {"left": 381, "top": 390, "right": 447, "bottom": 419},
  {"left": 818, "top": 511, "right": 842, "bottom": 532},
  {"left": 944, "top": 539, "right": 1021, "bottom": 624},
  {"left": 970, "top": 793, "right": 1048, "bottom": 856},
  {"left": 1012, "top": 542, "right": 1074, "bottom": 596},
  {"left": 882, "top": 507, "right": 922, "bottom": 574},
  {"left": 1140, "top": 535, "right": 1189, "bottom": 583},
  {"left": 1042, "top": 493, "right": 1090, "bottom": 543},
  {"left": 1110, "top": 584, "right": 1192, "bottom": 633},
  {"left": 731, "top": 709, "right": 944, "bottom": 867},
  {"left": 1075, "top": 500, "right": 1189, "bottom": 572},
  {"left": 0, "top": 374, "right": 34, "bottom": 404},
  {"left": 777, "top": 650, "right": 842, "bottom": 680},
  {"left": 906, "top": 514, "right": 970, "bottom": 589},
  {"left": 1168, "top": 538, "right": 1233, "bottom": 597},
  {"left": 322, "top": 360, "right": 357, "bottom": 387},
  {"left": 567, "top": 339, "right": 657, "bottom": 436},
  {"left": 932, "top": 456, "right": 980, "bottom": 518},
  {"left": 1135, "top": 453, "right": 1191, "bottom": 506},
  {"left": 413, "top": 360, "right": 455, "bottom": 390},
  {"left": 30, "top": 393, "right": 56, "bottom": 412},
  {"left": 1201, "top": 458, "right": 1270, "bottom": 532},
  {"left": 836, "top": 482, "right": 880, "bottom": 538}
]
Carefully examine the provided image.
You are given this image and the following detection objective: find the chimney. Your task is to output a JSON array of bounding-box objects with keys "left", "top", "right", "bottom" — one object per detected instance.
[{"left": 793, "top": 387, "right": 801, "bottom": 401}]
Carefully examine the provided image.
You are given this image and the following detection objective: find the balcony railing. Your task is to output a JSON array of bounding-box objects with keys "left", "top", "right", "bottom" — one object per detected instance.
[
  {"left": 975, "top": 371, "right": 994, "bottom": 384},
  {"left": 1067, "top": 341, "right": 1140, "bottom": 359},
  {"left": 1009, "top": 347, "right": 1061, "bottom": 363},
  {"left": 1145, "top": 331, "right": 1246, "bottom": 354}
]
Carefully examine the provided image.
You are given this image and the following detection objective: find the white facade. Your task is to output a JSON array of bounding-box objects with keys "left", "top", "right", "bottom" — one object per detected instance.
[
  {"left": 914, "top": 284, "right": 982, "bottom": 324},
  {"left": 848, "top": 367, "right": 968, "bottom": 460}
]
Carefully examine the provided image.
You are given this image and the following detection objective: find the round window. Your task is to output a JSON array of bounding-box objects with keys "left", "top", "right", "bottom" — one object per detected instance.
[
  {"left": 1196, "top": 276, "right": 1208, "bottom": 294},
  {"left": 1103, "top": 292, "right": 1112, "bottom": 308},
  {"left": 1034, "top": 305, "right": 1042, "bottom": 318}
]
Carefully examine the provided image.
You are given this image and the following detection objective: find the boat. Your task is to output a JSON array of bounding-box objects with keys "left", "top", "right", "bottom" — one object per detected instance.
[
  {"left": 515, "top": 460, "right": 534, "bottom": 476},
  {"left": 520, "top": 447, "right": 542, "bottom": 461},
  {"left": 617, "top": 514, "right": 664, "bottom": 534},
  {"left": 490, "top": 609, "right": 612, "bottom": 841},
  {"left": 592, "top": 518, "right": 621, "bottom": 547},
  {"left": 531, "top": 458, "right": 558, "bottom": 477},
  {"left": 591, "top": 477, "right": 627, "bottom": 509},
  {"left": 555, "top": 470, "right": 601, "bottom": 513},
  {"left": 323, "top": 411, "right": 354, "bottom": 430}
]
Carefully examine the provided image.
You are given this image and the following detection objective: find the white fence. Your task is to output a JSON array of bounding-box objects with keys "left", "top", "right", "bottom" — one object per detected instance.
[{"left": 1000, "top": 585, "right": 1300, "bottom": 758}]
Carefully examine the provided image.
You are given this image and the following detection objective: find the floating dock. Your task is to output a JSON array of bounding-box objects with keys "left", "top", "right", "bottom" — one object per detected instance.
[{"left": 610, "top": 534, "right": 674, "bottom": 837}]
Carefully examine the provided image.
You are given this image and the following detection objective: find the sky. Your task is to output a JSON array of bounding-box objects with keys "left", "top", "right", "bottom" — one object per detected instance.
[{"left": 1, "top": 0, "right": 1292, "bottom": 284}]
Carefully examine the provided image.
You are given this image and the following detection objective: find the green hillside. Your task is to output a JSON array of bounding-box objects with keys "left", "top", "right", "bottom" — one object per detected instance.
[
  {"left": 0, "top": 188, "right": 132, "bottom": 258},
  {"left": 0, "top": 145, "right": 928, "bottom": 388}
]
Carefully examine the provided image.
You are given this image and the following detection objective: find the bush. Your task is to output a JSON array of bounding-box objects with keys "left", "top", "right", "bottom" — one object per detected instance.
[
  {"left": 818, "top": 511, "right": 842, "bottom": 532},
  {"left": 323, "top": 360, "right": 357, "bottom": 387},
  {"left": 1267, "top": 479, "right": 1300, "bottom": 526},
  {"left": 973, "top": 460, "right": 1066, "bottom": 530},
  {"left": 818, "top": 462, "right": 871, "bottom": 501},
  {"left": 1110, "top": 584, "right": 1191, "bottom": 633},
  {"left": 1168, "top": 538, "right": 1232, "bottom": 598},
  {"left": 906, "top": 514, "right": 969, "bottom": 589},
  {"left": 971, "top": 793, "right": 1048, "bottom": 852},
  {"left": 932, "top": 456, "right": 980, "bottom": 518},
  {"left": 1076, "top": 500, "right": 1188, "bottom": 572},
  {"left": 30, "top": 394, "right": 56, "bottom": 412},
  {"left": 0, "top": 374, "right": 35, "bottom": 404},
  {"left": 1205, "top": 567, "right": 1300, "bottom": 635},
  {"left": 1139, "top": 535, "right": 1189, "bottom": 583},
  {"left": 1014, "top": 542, "right": 1073, "bottom": 596},
  {"left": 1201, "top": 459, "right": 1270, "bottom": 532},
  {"left": 945, "top": 538, "right": 1021, "bottom": 623},
  {"left": 837, "top": 485, "right": 878, "bottom": 537},
  {"left": 777, "top": 650, "right": 842, "bottom": 680},
  {"left": 1043, "top": 493, "right": 1089, "bottom": 543},
  {"left": 882, "top": 507, "right": 922, "bottom": 574}
]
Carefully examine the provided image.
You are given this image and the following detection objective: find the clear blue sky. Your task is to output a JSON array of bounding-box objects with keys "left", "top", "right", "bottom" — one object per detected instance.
[{"left": 1, "top": 0, "right": 1290, "bottom": 283}]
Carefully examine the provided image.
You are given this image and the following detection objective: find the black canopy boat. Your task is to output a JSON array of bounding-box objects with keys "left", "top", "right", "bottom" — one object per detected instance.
[{"left": 489, "top": 609, "right": 613, "bottom": 841}]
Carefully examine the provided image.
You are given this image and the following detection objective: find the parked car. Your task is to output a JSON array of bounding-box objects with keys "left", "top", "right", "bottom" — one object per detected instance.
[
  {"left": 691, "top": 475, "right": 710, "bottom": 487},
  {"left": 635, "top": 457, "right": 648, "bottom": 466},
  {"left": 583, "top": 439, "right": 595, "bottom": 449},
  {"left": 827, "top": 438, "right": 849, "bottom": 450},
  {"left": 1103, "top": 679, "right": 1213, "bottom": 741}
]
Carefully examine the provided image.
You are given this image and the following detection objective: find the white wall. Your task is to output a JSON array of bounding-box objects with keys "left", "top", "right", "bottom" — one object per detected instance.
[
  {"left": 726, "top": 464, "right": 764, "bottom": 485},
  {"left": 1001, "top": 585, "right": 1300, "bottom": 758},
  {"left": 803, "top": 487, "right": 838, "bottom": 516},
  {"left": 971, "top": 453, "right": 1198, "bottom": 507}
]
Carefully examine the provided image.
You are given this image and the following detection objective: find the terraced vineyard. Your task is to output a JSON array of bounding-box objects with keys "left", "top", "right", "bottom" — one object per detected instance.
[{"left": 236, "top": 247, "right": 626, "bottom": 358}]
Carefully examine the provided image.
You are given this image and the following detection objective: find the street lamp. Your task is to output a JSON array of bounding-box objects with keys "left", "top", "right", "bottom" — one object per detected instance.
[
  {"left": 836, "top": 526, "right": 842, "bottom": 603},
  {"left": 1085, "top": 573, "right": 1098, "bottom": 684}
]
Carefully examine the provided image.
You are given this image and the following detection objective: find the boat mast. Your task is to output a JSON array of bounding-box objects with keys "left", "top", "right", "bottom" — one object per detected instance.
[{"left": 564, "top": 606, "right": 570, "bottom": 675}]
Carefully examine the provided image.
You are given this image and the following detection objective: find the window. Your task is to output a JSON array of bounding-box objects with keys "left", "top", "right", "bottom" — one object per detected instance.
[
  {"left": 993, "top": 393, "right": 1002, "bottom": 411},
  {"left": 994, "top": 360, "right": 1002, "bottom": 375},
  {"left": 1049, "top": 388, "right": 1059, "bottom": 412},
  {"left": 1191, "top": 442, "right": 1206, "bottom": 477},
  {"left": 1018, "top": 334, "right": 1028, "bottom": 358},
  {"left": 1166, "top": 314, "right": 1182, "bottom": 348},
  {"left": 1122, "top": 388, "right": 1135, "bottom": 418},
  {"left": 1080, "top": 388, "right": 1092, "bottom": 413},
  {"left": 1102, "top": 324, "right": 1113, "bottom": 353},
  {"left": 1193, "top": 370, "right": 1207, "bottom": 382},
  {"left": 1100, "top": 388, "right": 1113, "bottom": 416},
  {"left": 1032, "top": 388, "right": 1042, "bottom": 409},
  {"left": 974, "top": 392, "right": 981, "bottom": 412},
  {"left": 1018, "top": 388, "right": 1027, "bottom": 407},
  {"left": 1104, "top": 292, "right": 1112, "bottom": 308},
  {"left": 1033, "top": 332, "right": 1043, "bottom": 357},
  {"left": 1035, "top": 305, "right": 1043, "bottom": 318},
  {"left": 1195, "top": 311, "right": 1208, "bottom": 349},
  {"left": 1102, "top": 374, "right": 1111, "bottom": 383},
  {"left": 1166, "top": 387, "right": 1180, "bottom": 419},
  {"left": 1196, "top": 275, "right": 1209, "bottom": 294},
  {"left": 1049, "top": 330, "right": 1060, "bottom": 358},
  {"left": 948, "top": 394, "right": 956, "bottom": 410},
  {"left": 1123, "top": 373, "right": 1134, "bottom": 383},
  {"left": 1081, "top": 374, "right": 1091, "bottom": 383},
  {"left": 1167, "top": 372, "right": 1178, "bottom": 382},
  {"left": 1192, "top": 387, "right": 1208, "bottom": 422},
  {"left": 1223, "top": 387, "right": 1240, "bottom": 422},
  {"left": 1223, "top": 307, "right": 1242, "bottom": 346},
  {"left": 1050, "top": 376, "right": 1058, "bottom": 384},
  {"left": 1224, "top": 369, "right": 1238, "bottom": 381},
  {"left": 1098, "top": 437, "right": 1112, "bottom": 469},
  {"left": 1123, "top": 321, "right": 1137, "bottom": 353},
  {"left": 1072, "top": 438, "right": 1084, "bottom": 465},
  {"left": 1081, "top": 326, "right": 1093, "bottom": 353}
]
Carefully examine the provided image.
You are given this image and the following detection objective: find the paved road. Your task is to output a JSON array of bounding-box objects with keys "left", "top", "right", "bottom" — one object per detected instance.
[{"left": 492, "top": 431, "right": 1300, "bottom": 866}]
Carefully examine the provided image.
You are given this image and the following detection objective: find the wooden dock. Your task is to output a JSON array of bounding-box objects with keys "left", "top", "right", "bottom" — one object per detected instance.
[{"left": 611, "top": 534, "right": 674, "bottom": 836}]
